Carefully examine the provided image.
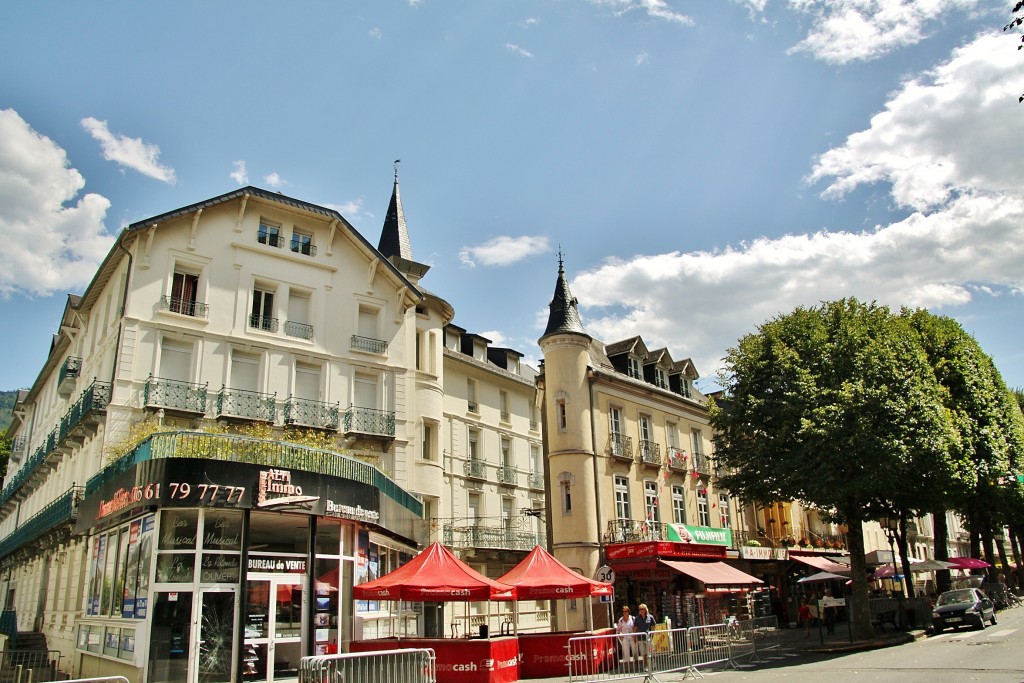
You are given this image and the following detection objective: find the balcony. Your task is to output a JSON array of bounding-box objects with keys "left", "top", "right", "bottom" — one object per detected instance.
[
  {"left": 528, "top": 471, "right": 545, "bottom": 490},
  {"left": 0, "top": 486, "right": 84, "bottom": 560},
  {"left": 467, "top": 401, "right": 479, "bottom": 413},
  {"left": 216, "top": 388, "right": 276, "bottom": 423},
  {"left": 9, "top": 436, "right": 25, "bottom": 463},
  {"left": 605, "top": 518, "right": 666, "bottom": 544},
  {"left": 498, "top": 465, "right": 517, "bottom": 486},
  {"left": 692, "top": 451, "right": 711, "bottom": 476},
  {"left": 667, "top": 447, "right": 687, "bottom": 471},
  {"left": 0, "top": 380, "right": 109, "bottom": 513},
  {"left": 57, "top": 357, "right": 82, "bottom": 396},
  {"left": 86, "top": 431, "right": 423, "bottom": 519},
  {"left": 529, "top": 420, "right": 539, "bottom": 432},
  {"left": 290, "top": 239, "right": 316, "bottom": 256},
  {"left": 350, "top": 335, "right": 388, "bottom": 355},
  {"left": 638, "top": 440, "right": 661, "bottom": 467},
  {"left": 283, "top": 397, "right": 339, "bottom": 430},
  {"left": 249, "top": 315, "right": 279, "bottom": 333},
  {"left": 464, "top": 458, "right": 486, "bottom": 480},
  {"left": 343, "top": 406, "right": 395, "bottom": 438},
  {"left": 159, "top": 295, "right": 209, "bottom": 318},
  {"left": 500, "top": 411, "right": 510, "bottom": 423},
  {"left": 442, "top": 523, "right": 545, "bottom": 551},
  {"left": 609, "top": 433, "right": 633, "bottom": 461},
  {"left": 144, "top": 376, "right": 208, "bottom": 415},
  {"left": 257, "top": 228, "right": 283, "bottom": 247},
  {"left": 283, "top": 321, "right": 314, "bottom": 340}
]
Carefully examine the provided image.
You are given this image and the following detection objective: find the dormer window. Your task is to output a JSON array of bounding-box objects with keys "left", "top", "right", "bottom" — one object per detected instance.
[
  {"left": 654, "top": 367, "right": 669, "bottom": 389},
  {"left": 627, "top": 356, "right": 642, "bottom": 379}
]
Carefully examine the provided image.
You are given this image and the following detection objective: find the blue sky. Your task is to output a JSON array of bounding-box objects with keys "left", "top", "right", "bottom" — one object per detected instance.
[{"left": 1, "top": 0, "right": 1022, "bottom": 393}]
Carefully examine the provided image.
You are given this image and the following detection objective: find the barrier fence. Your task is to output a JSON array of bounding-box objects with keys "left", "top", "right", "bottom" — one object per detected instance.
[
  {"left": 568, "top": 616, "right": 783, "bottom": 682},
  {"left": 299, "top": 648, "right": 436, "bottom": 683},
  {"left": 0, "top": 651, "right": 63, "bottom": 683}
]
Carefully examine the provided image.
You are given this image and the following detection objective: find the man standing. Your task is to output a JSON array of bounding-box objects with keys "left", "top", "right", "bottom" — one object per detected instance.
[
  {"left": 616, "top": 606, "right": 636, "bottom": 665},
  {"left": 634, "top": 603, "right": 657, "bottom": 666}
]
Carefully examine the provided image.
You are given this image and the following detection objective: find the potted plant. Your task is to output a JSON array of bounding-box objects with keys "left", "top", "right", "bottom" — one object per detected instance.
[{"left": 746, "top": 539, "right": 762, "bottom": 547}]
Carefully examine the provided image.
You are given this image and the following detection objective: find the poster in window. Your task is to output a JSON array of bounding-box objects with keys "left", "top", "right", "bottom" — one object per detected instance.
[
  {"left": 122, "top": 520, "right": 141, "bottom": 618},
  {"left": 135, "top": 514, "right": 155, "bottom": 618}
]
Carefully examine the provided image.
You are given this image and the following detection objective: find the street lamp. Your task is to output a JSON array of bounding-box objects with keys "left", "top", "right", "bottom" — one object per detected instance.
[{"left": 878, "top": 515, "right": 905, "bottom": 628}]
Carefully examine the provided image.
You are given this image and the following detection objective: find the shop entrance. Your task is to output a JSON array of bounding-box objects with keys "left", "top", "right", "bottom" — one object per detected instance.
[
  {"left": 147, "top": 588, "right": 238, "bottom": 683},
  {"left": 244, "top": 575, "right": 306, "bottom": 683},
  {"left": 197, "top": 587, "right": 237, "bottom": 683}
]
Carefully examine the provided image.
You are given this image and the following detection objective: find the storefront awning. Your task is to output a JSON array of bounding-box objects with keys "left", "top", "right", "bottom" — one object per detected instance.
[
  {"left": 659, "top": 560, "right": 763, "bottom": 586},
  {"left": 790, "top": 555, "right": 850, "bottom": 574}
]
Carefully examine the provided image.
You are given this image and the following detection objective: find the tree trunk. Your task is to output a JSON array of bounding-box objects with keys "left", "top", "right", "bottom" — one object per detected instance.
[
  {"left": 996, "top": 532, "right": 1011, "bottom": 585},
  {"left": 932, "top": 510, "right": 951, "bottom": 594},
  {"left": 981, "top": 527, "right": 997, "bottom": 583},
  {"left": 1009, "top": 525, "right": 1024, "bottom": 592},
  {"left": 897, "top": 514, "right": 913, "bottom": 599},
  {"left": 845, "top": 510, "right": 874, "bottom": 640}
]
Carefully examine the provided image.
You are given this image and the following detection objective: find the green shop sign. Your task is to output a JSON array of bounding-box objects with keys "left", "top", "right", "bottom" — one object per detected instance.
[{"left": 667, "top": 524, "right": 733, "bottom": 546}]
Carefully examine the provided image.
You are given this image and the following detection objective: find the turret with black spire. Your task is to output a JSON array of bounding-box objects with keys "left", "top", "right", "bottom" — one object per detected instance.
[
  {"left": 378, "top": 160, "right": 430, "bottom": 282},
  {"left": 540, "top": 249, "right": 588, "bottom": 342}
]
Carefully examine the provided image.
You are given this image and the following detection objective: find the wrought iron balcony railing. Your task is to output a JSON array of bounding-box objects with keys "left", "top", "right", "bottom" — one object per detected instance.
[
  {"left": 59, "top": 357, "right": 82, "bottom": 386},
  {"left": 441, "top": 524, "right": 545, "bottom": 551},
  {"left": 0, "top": 486, "right": 84, "bottom": 560},
  {"left": 667, "top": 447, "right": 687, "bottom": 470},
  {"left": 500, "top": 411, "right": 510, "bottom": 423},
  {"left": 284, "top": 397, "right": 340, "bottom": 430},
  {"left": 692, "top": 451, "right": 711, "bottom": 476},
  {"left": 467, "top": 401, "right": 479, "bottom": 413},
  {"left": 350, "top": 335, "right": 388, "bottom": 354},
  {"left": 528, "top": 471, "right": 545, "bottom": 490},
  {"left": 343, "top": 406, "right": 395, "bottom": 437},
  {"left": 638, "top": 440, "right": 661, "bottom": 466},
  {"left": 290, "top": 239, "right": 317, "bottom": 256},
  {"left": 144, "top": 376, "right": 208, "bottom": 414},
  {"left": 464, "top": 458, "right": 486, "bottom": 479},
  {"left": 9, "top": 436, "right": 25, "bottom": 457},
  {"left": 609, "top": 433, "right": 633, "bottom": 460},
  {"left": 159, "top": 295, "right": 210, "bottom": 318},
  {"left": 257, "top": 228, "right": 283, "bottom": 247},
  {"left": 605, "top": 518, "right": 667, "bottom": 544},
  {"left": 529, "top": 420, "right": 539, "bottom": 432},
  {"left": 498, "top": 465, "right": 517, "bottom": 486},
  {"left": 283, "top": 321, "right": 314, "bottom": 340},
  {"left": 249, "top": 315, "right": 279, "bottom": 332},
  {"left": 216, "top": 388, "right": 276, "bottom": 422},
  {"left": 86, "top": 431, "right": 423, "bottom": 518}
]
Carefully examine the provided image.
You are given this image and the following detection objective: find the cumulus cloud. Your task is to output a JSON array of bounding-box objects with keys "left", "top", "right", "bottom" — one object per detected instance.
[
  {"left": 264, "top": 172, "right": 287, "bottom": 188},
  {"left": 369, "top": 28, "right": 382, "bottom": 39},
  {"left": 0, "top": 109, "right": 114, "bottom": 297},
  {"left": 589, "top": 0, "right": 695, "bottom": 25},
  {"left": 786, "top": 0, "right": 980, "bottom": 63},
  {"left": 506, "top": 43, "right": 534, "bottom": 58},
  {"left": 635, "top": 50, "right": 650, "bottom": 65},
  {"left": 230, "top": 160, "right": 249, "bottom": 185},
  {"left": 565, "top": 32, "right": 1024, "bottom": 383},
  {"left": 80, "top": 117, "right": 176, "bottom": 183},
  {"left": 459, "top": 235, "right": 551, "bottom": 268},
  {"left": 321, "top": 198, "right": 364, "bottom": 219}
]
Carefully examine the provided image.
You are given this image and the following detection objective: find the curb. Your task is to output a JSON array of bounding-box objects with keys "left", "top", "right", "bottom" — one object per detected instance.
[{"left": 793, "top": 629, "right": 926, "bottom": 655}]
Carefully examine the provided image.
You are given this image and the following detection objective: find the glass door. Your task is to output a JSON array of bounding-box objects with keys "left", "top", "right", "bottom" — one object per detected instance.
[
  {"left": 148, "top": 591, "right": 193, "bottom": 683},
  {"left": 244, "top": 576, "right": 305, "bottom": 683},
  {"left": 197, "top": 588, "right": 237, "bottom": 683}
]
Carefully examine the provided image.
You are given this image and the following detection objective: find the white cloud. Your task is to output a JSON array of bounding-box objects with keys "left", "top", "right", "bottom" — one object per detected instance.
[
  {"left": 786, "top": 0, "right": 980, "bottom": 64},
  {"left": 565, "top": 32, "right": 1024, "bottom": 383},
  {"left": 506, "top": 43, "right": 534, "bottom": 58},
  {"left": 0, "top": 109, "right": 114, "bottom": 298},
  {"left": 635, "top": 50, "right": 650, "bottom": 65},
  {"left": 589, "top": 0, "right": 695, "bottom": 26},
  {"left": 321, "top": 198, "right": 364, "bottom": 219},
  {"left": 459, "top": 235, "right": 551, "bottom": 268},
  {"left": 369, "top": 27, "right": 382, "bottom": 39},
  {"left": 230, "top": 160, "right": 249, "bottom": 185},
  {"left": 264, "top": 172, "right": 287, "bottom": 188},
  {"left": 80, "top": 117, "right": 176, "bottom": 183},
  {"left": 808, "top": 32, "right": 1022, "bottom": 210}
]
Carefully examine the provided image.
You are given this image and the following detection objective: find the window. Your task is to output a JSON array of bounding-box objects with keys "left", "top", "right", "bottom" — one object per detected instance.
[
  {"left": 639, "top": 414, "right": 653, "bottom": 458},
  {"left": 468, "top": 493, "right": 481, "bottom": 527},
  {"left": 654, "top": 367, "right": 668, "bottom": 389},
  {"left": 258, "top": 220, "right": 282, "bottom": 247},
  {"left": 294, "top": 362, "right": 321, "bottom": 400},
  {"left": 666, "top": 422, "right": 678, "bottom": 449},
  {"left": 250, "top": 286, "right": 276, "bottom": 331},
  {"left": 610, "top": 407, "right": 623, "bottom": 438},
  {"left": 559, "top": 472, "right": 573, "bottom": 514},
  {"left": 719, "top": 493, "right": 731, "bottom": 529},
  {"left": 353, "top": 373, "right": 378, "bottom": 409},
  {"left": 614, "top": 476, "right": 631, "bottom": 522},
  {"left": 169, "top": 270, "right": 200, "bottom": 316},
  {"left": 421, "top": 421, "right": 435, "bottom": 461},
  {"left": 556, "top": 399, "right": 567, "bottom": 432},
  {"left": 467, "top": 379, "right": 478, "bottom": 413},
  {"left": 644, "top": 481, "right": 660, "bottom": 524},
  {"left": 159, "top": 339, "right": 193, "bottom": 381},
  {"left": 697, "top": 488, "right": 710, "bottom": 527},
  {"left": 672, "top": 486, "right": 687, "bottom": 524},
  {"left": 500, "top": 390, "right": 510, "bottom": 422},
  {"left": 230, "top": 350, "right": 260, "bottom": 392},
  {"left": 530, "top": 445, "right": 542, "bottom": 475},
  {"left": 291, "top": 229, "right": 315, "bottom": 256},
  {"left": 285, "top": 290, "right": 313, "bottom": 339},
  {"left": 501, "top": 437, "right": 512, "bottom": 467},
  {"left": 691, "top": 428, "right": 704, "bottom": 455},
  {"left": 468, "top": 429, "right": 479, "bottom": 461},
  {"left": 627, "top": 356, "right": 642, "bottom": 379}
]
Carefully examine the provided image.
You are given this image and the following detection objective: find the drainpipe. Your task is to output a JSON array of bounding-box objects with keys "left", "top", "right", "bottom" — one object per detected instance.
[{"left": 110, "top": 232, "right": 134, "bottom": 388}]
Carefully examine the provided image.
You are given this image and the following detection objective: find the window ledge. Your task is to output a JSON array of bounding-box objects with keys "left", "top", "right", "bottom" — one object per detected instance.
[{"left": 156, "top": 309, "right": 210, "bottom": 326}]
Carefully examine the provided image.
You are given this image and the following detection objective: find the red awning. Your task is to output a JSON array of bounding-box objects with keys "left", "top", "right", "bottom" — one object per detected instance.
[
  {"left": 659, "top": 560, "right": 763, "bottom": 586},
  {"left": 789, "top": 555, "right": 850, "bottom": 574},
  {"left": 352, "top": 542, "right": 516, "bottom": 602},
  {"left": 498, "top": 545, "right": 613, "bottom": 600}
]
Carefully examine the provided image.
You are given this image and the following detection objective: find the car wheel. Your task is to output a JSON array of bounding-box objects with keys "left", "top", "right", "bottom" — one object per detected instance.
[{"left": 990, "top": 613, "right": 997, "bottom": 626}]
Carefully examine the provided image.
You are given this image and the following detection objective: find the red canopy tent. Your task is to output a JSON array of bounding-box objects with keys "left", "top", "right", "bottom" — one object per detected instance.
[
  {"left": 498, "top": 545, "right": 613, "bottom": 599},
  {"left": 352, "top": 541, "right": 516, "bottom": 602}
]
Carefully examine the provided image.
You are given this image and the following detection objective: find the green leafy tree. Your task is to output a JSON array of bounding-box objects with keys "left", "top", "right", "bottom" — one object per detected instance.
[{"left": 711, "top": 299, "right": 954, "bottom": 639}]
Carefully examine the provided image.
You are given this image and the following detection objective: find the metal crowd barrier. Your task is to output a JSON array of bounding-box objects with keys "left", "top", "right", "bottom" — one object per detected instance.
[
  {"left": 568, "top": 616, "right": 784, "bottom": 683},
  {"left": 0, "top": 651, "right": 63, "bottom": 683},
  {"left": 299, "top": 648, "right": 436, "bottom": 683}
]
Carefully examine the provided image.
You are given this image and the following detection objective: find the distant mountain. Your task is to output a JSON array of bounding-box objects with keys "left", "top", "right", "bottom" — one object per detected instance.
[{"left": 0, "top": 390, "right": 18, "bottom": 432}]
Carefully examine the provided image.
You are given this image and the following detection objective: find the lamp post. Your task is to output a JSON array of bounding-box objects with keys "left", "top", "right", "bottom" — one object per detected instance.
[{"left": 879, "top": 516, "right": 905, "bottom": 628}]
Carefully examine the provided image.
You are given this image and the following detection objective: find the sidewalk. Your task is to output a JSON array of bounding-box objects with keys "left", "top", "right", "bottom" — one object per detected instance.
[{"left": 773, "top": 622, "right": 926, "bottom": 654}]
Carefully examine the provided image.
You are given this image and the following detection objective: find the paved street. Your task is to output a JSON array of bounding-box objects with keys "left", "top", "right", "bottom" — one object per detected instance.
[{"left": 705, "top": 605, "right": 1024, "bottom": 682}]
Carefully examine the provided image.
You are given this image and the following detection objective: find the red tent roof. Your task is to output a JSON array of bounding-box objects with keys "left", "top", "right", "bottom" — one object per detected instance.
[
  {"left": 352, "top": 542, "right": 516, "bottom": 602},
  {"left": 498, "top": 546, "right": 613, "bottom": 600}
]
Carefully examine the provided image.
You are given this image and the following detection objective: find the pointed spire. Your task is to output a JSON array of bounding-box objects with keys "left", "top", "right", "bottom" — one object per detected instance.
[
  {"left": 378, "top": 160, "right": 413, "bottom": 261},
  {"left": 541, "top": 250, "right": 588, "bottom": 341}
]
